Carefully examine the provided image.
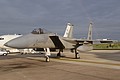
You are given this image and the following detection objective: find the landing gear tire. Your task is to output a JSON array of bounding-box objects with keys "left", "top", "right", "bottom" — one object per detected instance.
[
  {"left": 21, "top": 53, "right": 23, "bottom": 55},
  {"left": 57, "top": 53, "right": 61, "bottom": 58},
  {"left": 45, "top": 56, "right": 50, "bottom": 62}
]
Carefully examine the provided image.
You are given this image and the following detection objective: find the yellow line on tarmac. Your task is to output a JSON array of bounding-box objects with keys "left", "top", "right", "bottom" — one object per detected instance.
[
  {"left": 26, "top": 57, "right": 120, "bottom": 66},
  {"left": 53, "top": 58, "right": 120, "bottom": 66}
]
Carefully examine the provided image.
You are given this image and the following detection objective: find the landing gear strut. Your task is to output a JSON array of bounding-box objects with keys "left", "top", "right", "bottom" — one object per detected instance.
[
  {"left": 57, "top": 49, "right": 63, "bottom": 58},
  {"left": 75, "top": 49, "right": 80, "bottom": 59},
  {"left": 57, "top": 53, "right": 61, "bottom": 57},
  {"left": 44, "top": 48, "right": 51, "bottom": 62},
  {"left": 45, "top": 55, "right": 50, "bottom": 62}
]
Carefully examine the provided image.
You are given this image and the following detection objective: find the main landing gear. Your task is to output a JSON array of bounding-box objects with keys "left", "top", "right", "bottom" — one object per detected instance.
[
  {"left": 45, "top": 55, "right": 50, "bottom": 62},
  {"left": 44, "top": 48, "right": 51, "bottom": 62},
  {"left": 57, "top": 49, "right": 63, "bottom": 58},
  {"left": 75, "top": 49, "right": 80, "bottom": 59}
]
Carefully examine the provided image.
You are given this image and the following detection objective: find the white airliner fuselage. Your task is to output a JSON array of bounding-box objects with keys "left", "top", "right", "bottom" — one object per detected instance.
[{"left": 0, "top": 34, "right": 22, "bottom": 52}]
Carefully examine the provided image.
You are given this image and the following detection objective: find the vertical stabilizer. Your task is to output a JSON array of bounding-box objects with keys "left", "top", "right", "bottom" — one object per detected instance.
[
  {"left": 63, "top": 23, "right": 73, "bottom": 38},
  {"left": 87, "top": 22, "right": 93, "bottom": 40}
]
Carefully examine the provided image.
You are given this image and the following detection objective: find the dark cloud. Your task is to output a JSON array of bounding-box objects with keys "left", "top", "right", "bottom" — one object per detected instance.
[{"left": 0, "top": 0, "right": 120, "bottom": 40}]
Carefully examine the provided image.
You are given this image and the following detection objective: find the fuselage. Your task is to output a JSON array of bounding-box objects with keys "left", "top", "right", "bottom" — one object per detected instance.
[
  {"left": 5, "top": 33, "right": 57, "bottom": 49},
  {"left": 5, "top": 33, "right": 76, "bottom": 49}
]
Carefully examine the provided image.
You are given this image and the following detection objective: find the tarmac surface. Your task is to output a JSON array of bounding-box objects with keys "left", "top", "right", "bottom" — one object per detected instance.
[{"left": 0, "top": 50, "right": 120, "bottom": 80}]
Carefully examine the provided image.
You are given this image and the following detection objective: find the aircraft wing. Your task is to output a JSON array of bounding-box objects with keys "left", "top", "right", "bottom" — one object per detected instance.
[
  {"left": 62, "top": 38, "right": 117, "bottom": 44},
  {"left": 75, "top": 39, "right": 117, "bottom": 44},
  {"left": 56, "top": 37, "right": 93, "bottom": 44},
  {"left": 49, "top": 36, "right": 117, "bottom": 50}
]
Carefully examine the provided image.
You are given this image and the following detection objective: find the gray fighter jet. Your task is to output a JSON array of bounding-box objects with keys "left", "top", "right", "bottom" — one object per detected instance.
[{"left": 4, "top": 22, "right": 114, "bottom": 62}]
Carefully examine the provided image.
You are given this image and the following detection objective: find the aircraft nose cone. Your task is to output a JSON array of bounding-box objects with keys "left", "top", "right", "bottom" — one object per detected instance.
[
  {"left": 4, "top": 42, "right": 8, "bottom": 47},
  {"left": 4, "top": 34, "right": 34, "bottom": 49},
  {"left": 4, "top": 40, "right": 18, "bottom": 48},
  {"left": 4, "top": 38, "right": 28, "bottom": 49}
]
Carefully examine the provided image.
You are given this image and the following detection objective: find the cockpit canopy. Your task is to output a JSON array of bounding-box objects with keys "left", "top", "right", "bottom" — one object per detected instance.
[{"left": 31, "top": 28, "right": 52, "bottom": 34}]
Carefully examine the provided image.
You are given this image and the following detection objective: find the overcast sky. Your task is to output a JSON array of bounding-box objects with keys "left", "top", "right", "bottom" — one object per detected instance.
[{"left": 0, "top": 0, "right": 120, "bottom": 40}]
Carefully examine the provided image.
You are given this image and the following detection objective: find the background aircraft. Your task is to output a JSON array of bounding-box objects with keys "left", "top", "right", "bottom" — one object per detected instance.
[{"left": 0, "top": 34, "right": 22, "bottom": 52}]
